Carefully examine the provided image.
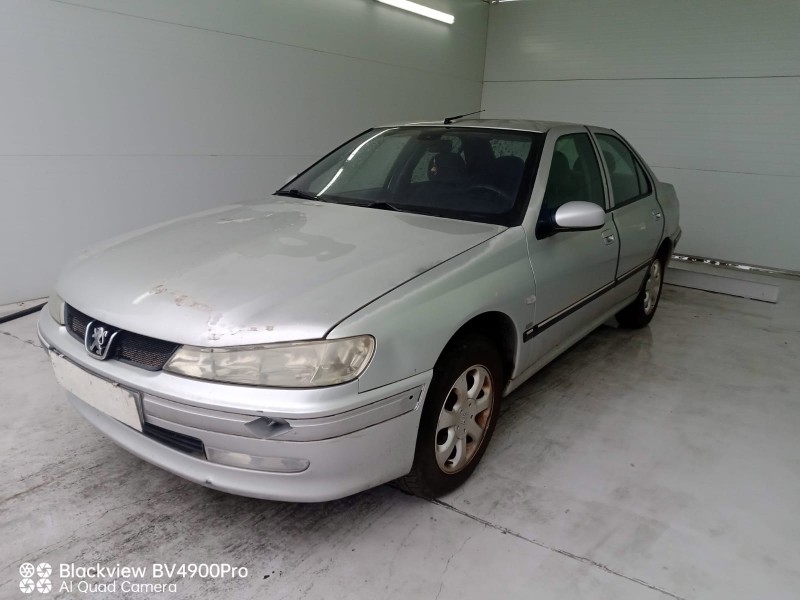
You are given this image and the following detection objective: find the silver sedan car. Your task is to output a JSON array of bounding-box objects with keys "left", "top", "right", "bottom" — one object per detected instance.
[{"left": 39, "top": 119, "right": 680, "bottom": 501}]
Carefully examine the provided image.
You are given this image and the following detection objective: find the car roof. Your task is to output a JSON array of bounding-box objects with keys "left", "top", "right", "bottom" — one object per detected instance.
[{"left": 380, "top": 118, "right": 585, "bottom": 133}]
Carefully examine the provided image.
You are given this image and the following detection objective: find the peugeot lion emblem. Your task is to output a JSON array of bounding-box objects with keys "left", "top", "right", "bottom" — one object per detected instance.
[{"left": 85, "top": 321, "right": 119, "bottom": 360}]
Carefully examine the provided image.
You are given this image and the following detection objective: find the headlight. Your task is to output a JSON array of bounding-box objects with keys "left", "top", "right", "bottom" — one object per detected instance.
[
  {"left": 163, "top": 336, "right": 375, "bottom": 388},
  {"left": 48, "top": 293, "right": 65, "bottom": 325}
]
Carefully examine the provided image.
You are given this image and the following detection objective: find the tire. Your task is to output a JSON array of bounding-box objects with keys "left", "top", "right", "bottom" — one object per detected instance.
[
  {"left": 616, "top": 256, "right": 665, "bottom": 329},
  {"left": 398, "top": 335, "right": 503, "bottom": 498}
]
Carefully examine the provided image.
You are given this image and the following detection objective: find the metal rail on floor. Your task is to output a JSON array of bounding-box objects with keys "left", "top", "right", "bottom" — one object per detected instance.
[
  {"left": 671, "top": 254, "right": 800, "bottom": 281},
  {"left": 0, "top": 303, "right": 46, "bottom": 325}
]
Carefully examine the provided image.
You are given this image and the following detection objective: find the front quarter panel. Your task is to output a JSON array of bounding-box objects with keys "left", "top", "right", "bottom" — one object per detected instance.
[{"left": 329, "top": 228, "right": 536, "bottom": 393}]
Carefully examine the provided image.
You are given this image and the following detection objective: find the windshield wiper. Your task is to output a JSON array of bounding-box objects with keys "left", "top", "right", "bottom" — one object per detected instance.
[
  {"left": 344, "top": 200, "right": 450, "bottom": 218},
  {"left": 278, "top": 194, "right": 446, "bottom": 218},
  {"left": 360, "top": 201, "right": 405, "bottom": 212},
  {"left": 274, "top": 189, "right": 324, "bottom": 201},
  {"left": 328, "top": 199, "right": 406, "bottom": 212}
]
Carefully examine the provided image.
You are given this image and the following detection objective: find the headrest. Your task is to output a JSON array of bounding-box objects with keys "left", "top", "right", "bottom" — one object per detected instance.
[
  {"left": 491, "top": 155, "right": 525, "bottom": 194},
  {"left": 546, "top": 150, "right": 575, "bottom": 194},
  {"left": 551, "top": 151, "right": 570, "bottom": 174},
  {"left": 603, "top": 150, "right": 616, "bottom": 173},
  {"left": 429, "top": 152, "right": 467, "bottom": 183},
  {"left": 493, "top": 155, "right": 524, "bottom": 170}
]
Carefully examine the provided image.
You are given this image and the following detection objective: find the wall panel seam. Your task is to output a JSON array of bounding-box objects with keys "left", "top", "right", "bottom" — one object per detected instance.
[
  {"left": 47, "top": 0, "right": 484, "bottom": 84},
  {"left": 485, "top": 75, "right": 800, "bottom": 83},
  {"left": 651, "top": 165, "right": 800, "bottom": 179}
]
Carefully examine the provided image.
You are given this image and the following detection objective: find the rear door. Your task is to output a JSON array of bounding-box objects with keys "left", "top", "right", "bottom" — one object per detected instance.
[{"left": 592, "top": 131, "right": 663, "bottom": 279}]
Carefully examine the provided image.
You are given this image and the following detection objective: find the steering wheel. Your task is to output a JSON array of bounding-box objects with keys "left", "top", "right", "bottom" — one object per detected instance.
[{"left": 465, "top": 183, "right": 514, "bottom": 203}]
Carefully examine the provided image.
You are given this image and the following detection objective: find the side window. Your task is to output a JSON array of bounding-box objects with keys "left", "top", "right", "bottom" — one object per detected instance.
[
  {"left": 596, "top": 134, "right": 651, "bottom": 206},
  {"left": 635, "top": 160, "right": 651, "bottom": 195},
  {"left": 541, "top": 133, "right": 605, "bottom": 214}
]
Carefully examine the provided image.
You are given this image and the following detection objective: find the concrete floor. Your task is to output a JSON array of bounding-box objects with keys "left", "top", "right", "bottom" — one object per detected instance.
[{"left": 2, "top": 280, "right": 799, "bottom": 600}]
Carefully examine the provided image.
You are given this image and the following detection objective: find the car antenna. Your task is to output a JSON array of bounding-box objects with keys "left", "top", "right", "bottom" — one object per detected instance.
[{"left": 443, "top": 109, "right": 485, "bottom": 125}]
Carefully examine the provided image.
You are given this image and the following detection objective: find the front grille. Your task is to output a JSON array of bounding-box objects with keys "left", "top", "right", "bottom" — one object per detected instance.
[
  {"left": 65, "top": 305, "right": 88, "bottom": 339},
  {"left": 65, "top": 304, "right": 180, "bottom": 371},
  {"left": 143, "top": 423, "right": 206, "bottom": 458}
]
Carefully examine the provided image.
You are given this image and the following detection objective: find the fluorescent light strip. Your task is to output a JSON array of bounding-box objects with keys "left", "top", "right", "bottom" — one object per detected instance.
[
  {"left": 376, "top": 0, "right": 455, "bottom": 24},
  {"left": 347, "top": 129, "right": 395, "bottom": 162},
  {"left": 318, "top": 168, "right": 344, "bottom": 195}
]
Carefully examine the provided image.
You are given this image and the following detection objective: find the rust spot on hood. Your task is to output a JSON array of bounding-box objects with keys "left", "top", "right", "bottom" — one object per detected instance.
[
  {"left": 206, "top": 312, "right": 274, "bottom": 342},
  {"left": 148, "top": 285, "right": 211, "bottom": 312}
]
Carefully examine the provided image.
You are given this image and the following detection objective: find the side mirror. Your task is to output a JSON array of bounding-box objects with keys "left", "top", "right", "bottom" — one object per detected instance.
[{"left": 553, "top": 201, "right": 605, "bottom": 231}]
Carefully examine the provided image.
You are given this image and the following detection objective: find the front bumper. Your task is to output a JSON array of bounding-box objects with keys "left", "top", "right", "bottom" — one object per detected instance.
[{"left": 38, "top": 311, "right": 432, "bottom": 502}]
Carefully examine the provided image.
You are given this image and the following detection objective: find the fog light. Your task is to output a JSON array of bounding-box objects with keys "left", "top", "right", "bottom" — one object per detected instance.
[{"left": 206, "top": 447, "right": 310, "bottom": 473}]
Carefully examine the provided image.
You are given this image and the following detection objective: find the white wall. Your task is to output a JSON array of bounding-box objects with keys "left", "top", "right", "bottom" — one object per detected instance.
[
  {"left": 483, "top": 0, "right": 800, "bottom": 271},
  {"left": 0, "top": 0, "right": 488, "bottom": 304}
]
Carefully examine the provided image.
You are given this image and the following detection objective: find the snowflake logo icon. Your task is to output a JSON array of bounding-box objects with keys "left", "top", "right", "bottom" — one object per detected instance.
[
  {"left": 19, "top": 578, "right": 35, "bottom": 594},
  {"left": 36, "top": 579, "right": 52, "bottom": 593},
  {"left": 36, "top": 563, "right": 52, "bottom": 579},
  {"left": 19, "top": 563, "right": 35, "bottom": 579}
]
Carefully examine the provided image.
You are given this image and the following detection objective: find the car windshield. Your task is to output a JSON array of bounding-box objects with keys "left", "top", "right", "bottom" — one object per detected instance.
[{"left": 278, "top": 126, "right": 544, "bottom": 225}]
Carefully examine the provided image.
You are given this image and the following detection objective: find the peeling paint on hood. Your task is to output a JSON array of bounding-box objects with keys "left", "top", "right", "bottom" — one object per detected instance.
[{"left": 57, "top": 197, "right": 505, "bottom": 346}]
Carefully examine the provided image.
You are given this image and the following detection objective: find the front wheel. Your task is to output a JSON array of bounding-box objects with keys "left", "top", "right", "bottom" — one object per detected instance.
[
  {"left": 398, "top": 335, "right": 503, "bottom": 498},
  {"left": 616, "top": 257, "right": 664, "bottom": 329}
]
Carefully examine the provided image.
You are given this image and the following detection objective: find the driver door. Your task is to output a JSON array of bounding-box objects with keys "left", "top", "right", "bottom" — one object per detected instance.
[{"left": 524, "top": 130, "right": 619, "bottom": 366}]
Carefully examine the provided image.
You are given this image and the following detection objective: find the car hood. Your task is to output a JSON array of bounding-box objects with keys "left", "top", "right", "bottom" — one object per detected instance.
[{"left": 57, "top": 197, "right": 504, "bottom": 346}]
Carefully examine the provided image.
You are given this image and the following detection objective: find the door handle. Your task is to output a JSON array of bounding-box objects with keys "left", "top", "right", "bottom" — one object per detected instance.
[
  {"left": 601, "top": 230, "right": 616, "bottom": 245},
  {"left": 652, "top": 210, "right": 663, "bottom": 220}
]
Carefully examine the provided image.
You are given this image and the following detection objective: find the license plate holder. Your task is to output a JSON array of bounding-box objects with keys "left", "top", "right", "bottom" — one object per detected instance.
[{"left": 50, "top": 352, "right": 143, "bottom": 431}]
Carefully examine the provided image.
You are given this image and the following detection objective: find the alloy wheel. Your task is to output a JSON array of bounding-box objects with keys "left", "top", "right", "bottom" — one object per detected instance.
[
  {"left": 434, "top": 365, "right": 494, "bottom": 474},
  {"left": 644, "top": 260, "right": 662, "bottom": 315}
]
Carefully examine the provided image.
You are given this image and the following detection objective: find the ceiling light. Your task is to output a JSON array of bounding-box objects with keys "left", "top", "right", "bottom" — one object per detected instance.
[{"left": 376, "top": 0, "right": 455, "bottom": 24}]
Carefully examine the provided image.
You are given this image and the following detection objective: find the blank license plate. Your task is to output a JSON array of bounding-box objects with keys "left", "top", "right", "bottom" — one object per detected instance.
[{"left": 50, "top": 352, "right": 142, "bottom": 431}]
